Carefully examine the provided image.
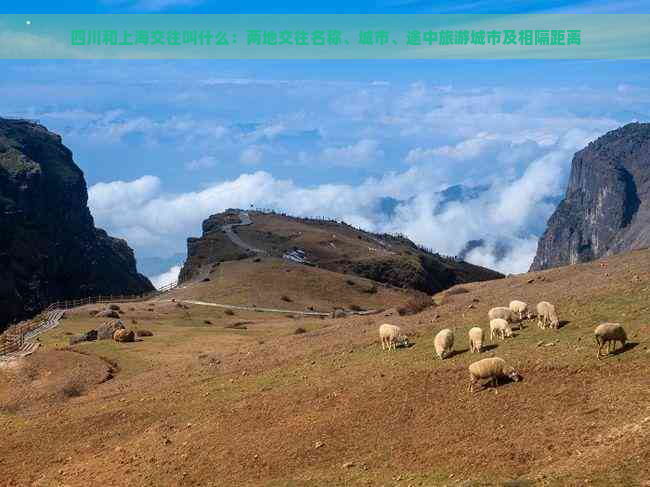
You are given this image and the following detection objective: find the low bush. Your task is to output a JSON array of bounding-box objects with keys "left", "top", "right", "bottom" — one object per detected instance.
[{"left": 398, "top": 294, "right": 433, "bottom": 316}]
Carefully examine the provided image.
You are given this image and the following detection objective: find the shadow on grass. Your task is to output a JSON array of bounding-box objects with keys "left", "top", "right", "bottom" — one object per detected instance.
[
  {"left": 448, "top": 348, "right": 468, "bottom": 358},
  {"left": 609, "top": 341, "right": 639, "bottom": 357},
  {"left": 481, "top": 344, "right": 498, "bottom": 352},
  {"left": 558, "top": 320, "right": 571, "bottom": 329}
]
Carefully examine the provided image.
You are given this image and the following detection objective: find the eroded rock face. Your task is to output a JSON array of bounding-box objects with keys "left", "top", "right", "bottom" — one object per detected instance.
[
  {"left": 531, "top": 123, "right": 650, "bottom": 271},
  {"left": 0, "top": 118, "right": 153, "bottom": 330}
]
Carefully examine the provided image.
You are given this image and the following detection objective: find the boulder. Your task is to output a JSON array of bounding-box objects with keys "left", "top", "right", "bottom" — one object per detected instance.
[
  {"left": 97, "top": 309, "right": 120, "bottom": 319},
  {"left": 97, "top": 320, "right": 125, "bottom": 340},
  {"left": 113, "top": 329, "right": 135, "bottom": 343}
]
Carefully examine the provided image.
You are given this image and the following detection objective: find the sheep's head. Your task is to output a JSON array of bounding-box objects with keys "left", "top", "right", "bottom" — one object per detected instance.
[
  {"left": 398, "top": 335, "right": 410, "bottom": 347},
  {"left": 504, "top": 365, "right": 521, "bottom": 382}
]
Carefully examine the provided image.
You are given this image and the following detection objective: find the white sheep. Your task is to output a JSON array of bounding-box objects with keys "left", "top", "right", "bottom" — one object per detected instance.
[
  {"left": 490, "top": 318, "right": 512, "bottom": 341},
  {"left": 594, "top": 323, "right": 627, "bottom": 358},
  {"left": 379, "top": 323, "right": 409, "bottom": 351},
  {"left": 468, "top": 357, "right": 521, "bottom": 392},
  {"left": 509, "top": 300, "right": 531, "bottom": 323},
  {"left": 488, "top": 306, "right": 516, "bottom": 323},
  {"left": 536, "top": 301, "right": 559, "bottom": 329},
  {"left": 468, "top": 327, "right": 484, "bottom": 353},
  {"left": 434, "top": 328, "right": 454, "bottom": 359}
]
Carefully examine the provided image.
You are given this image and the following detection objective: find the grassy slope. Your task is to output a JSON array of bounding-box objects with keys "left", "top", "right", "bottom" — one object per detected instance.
[
  {"left": 170, "top": 257, "right": 412, "bottom": 312},
  {"left": 0, "top": 250, "right": 649, "bottom": 486}
]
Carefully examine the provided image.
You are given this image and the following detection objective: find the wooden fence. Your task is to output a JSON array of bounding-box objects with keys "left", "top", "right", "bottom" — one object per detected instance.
[{"left": 0, "top": 280, "right": 178, "bottom": 357}]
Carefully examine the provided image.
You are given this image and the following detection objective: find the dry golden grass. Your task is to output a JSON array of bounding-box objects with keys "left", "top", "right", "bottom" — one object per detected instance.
[{"left": 1, "top": 250, "right": 650, "bottom": 486}]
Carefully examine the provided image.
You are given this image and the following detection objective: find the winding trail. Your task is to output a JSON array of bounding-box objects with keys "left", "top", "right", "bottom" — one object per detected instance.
[
  {"left": 222, "top": 211, "right": 265, "bottom": 254},
  {"left": 179, "top": 299, "right": 331, "bottom": 317}
]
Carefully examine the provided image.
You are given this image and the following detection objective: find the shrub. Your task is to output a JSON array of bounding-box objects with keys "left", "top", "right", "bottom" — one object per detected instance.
[
  {"left": 294, "top": 327, "right": 307, "bottom": 334},
  {"left": 204, "top": 319, "right": 212, "bottom": 325},
  {"left": 362, "top": 284, "right": 378, "bottom": 294},
  {"left": 281, "top": 295, "right": 292, "bottom": 302},
  {"left": 398, "top": 295, "right": 433, "bottom": 316}
]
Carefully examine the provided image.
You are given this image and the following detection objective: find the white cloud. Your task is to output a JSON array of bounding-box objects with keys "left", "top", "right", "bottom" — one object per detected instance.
[
  {"left": 185, "top": 156, "right": 217, "bottom": 171},
  {"left": 150, "top": 265, "right": 182, "bottom": 289},
  {"left": 240, "top": 146, "right": 263, "bottom": 165},
  {"left": 320, "top": 139, "right": 383, "bottom": 166}
]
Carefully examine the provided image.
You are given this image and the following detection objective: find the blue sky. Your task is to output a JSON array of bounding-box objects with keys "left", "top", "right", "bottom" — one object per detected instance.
[
  {"left": 2, "top": 1, "right": 650, "bottom": 283},
  {"left": 2, "top": 0, "right": 649, "bottom": 13}
]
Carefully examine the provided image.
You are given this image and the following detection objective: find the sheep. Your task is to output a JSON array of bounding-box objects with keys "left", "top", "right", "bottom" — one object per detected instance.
[
  {"left": 488, "top": 306, "right": 516, "bottom": 324},
  {"left": 509, "top": 300, "right": 531, "bottom": 324},
  {"left": 594, "top": 323, "right": 627, "bottom": 358},
  {"left": 536, "top": 301, "right": 559, "bottom": 329},
  {"left": 379, "top": 323, "right": 409, "bottom": 351},
  {"left": 490, "top": 318, "right": 512, "bottom": 341},
  {"left": 468, "top": 357, "right": 521, "bottom": 392},
  {"left": 434, "top": 328, "right": 454, "bottom": 359},
  {"left": 468, "top": 327, "right": 484, "bottom": 353}
]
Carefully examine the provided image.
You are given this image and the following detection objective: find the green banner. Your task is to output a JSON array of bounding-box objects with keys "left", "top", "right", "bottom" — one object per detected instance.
[{"left": 0, "top": 14, "right": 648, "bottom": 59}]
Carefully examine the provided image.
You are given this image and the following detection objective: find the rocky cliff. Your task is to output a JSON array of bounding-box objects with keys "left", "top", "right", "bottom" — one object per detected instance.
[
  {"left": 531, "top": 122, "right": 650, "bottom": 271},
  {"left": 0, "top": 118, "right": 154, "bottom": 330}
]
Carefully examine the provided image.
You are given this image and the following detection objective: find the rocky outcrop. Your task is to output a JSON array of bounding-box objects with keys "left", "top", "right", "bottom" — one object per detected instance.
[
  {"left": 0, "top": 118, "right": 153, "bottom": 330},
  {"left": 531, "top": 123, "right": 650, "bottom": 271}
]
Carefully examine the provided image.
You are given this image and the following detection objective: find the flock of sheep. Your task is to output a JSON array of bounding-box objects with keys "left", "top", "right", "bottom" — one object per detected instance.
[{"left": 379, "top": 299, "right": 629, "bottom": 392}]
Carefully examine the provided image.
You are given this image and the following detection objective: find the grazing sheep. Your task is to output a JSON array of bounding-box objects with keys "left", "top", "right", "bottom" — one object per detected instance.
[
  {"left": 488, "top": 306, "right": 516, "bottom": 323},
  {"left": 468, "top": 327, "right": 484, "bottom": 353},
  {"left": 468, "top": 357, "right": 521, "bottom": 392},
  {"left": 536, "top": 301, "right": 559, "bottom": 329},
  {"left": 490, "top": 318, "right": 512, "bottom": 341},
  {"left": 379, "top": 324, "right": 409, "bottom": 351},
  {"left": 434, "top": 328, "right": 454, "bottom": 359},
  {"left": 509, "top": 300, "right": 531, "bottom": 323},
  {"left": 594, "top": 323, "right": 627, "bottom": 358}
]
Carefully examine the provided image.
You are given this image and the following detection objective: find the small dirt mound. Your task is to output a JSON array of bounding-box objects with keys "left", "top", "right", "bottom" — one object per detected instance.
[{"left": 0, "top": 350, "right": 113, "bottom": 412}]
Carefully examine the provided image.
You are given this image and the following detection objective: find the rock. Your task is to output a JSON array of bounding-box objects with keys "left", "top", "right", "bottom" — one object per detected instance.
[
  {"left": 97, "top": 309, "right": 121, "bottom": 319},
  {"left": 342, "top": 462, "right": 355, "bottom": 469},
  {"left": 527, "top": 278, "right": 535, "bottom": 284},
  {"left": 0, "top": 118, "right": 154, "bottom": 332},
  {"left": 536, "top": 340, "right": 545, "bottom": 347},
  {"left": 69, "top": 329, "right": 98, "bottom": 345},
  {"left": 97, "top": 320, "right": 126, "bottom": 340},
  {"left": 531, "top": 123, "right": 650, "bottom": 271},
  {"left": 332, "top": 309, "right": 347, "bottom": 319},
  {"left": 113, "top": 329, "right": 135, "bottom": 343},
  {"left": 314, "top": 441, "right": 324, "bottom": 449}
]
